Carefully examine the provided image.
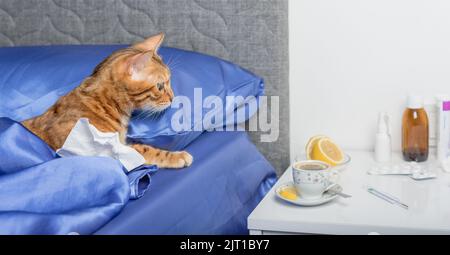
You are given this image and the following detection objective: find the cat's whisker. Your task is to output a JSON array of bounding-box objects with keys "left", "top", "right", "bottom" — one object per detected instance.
[
  {"left": 165, "top": 56, "right": 177, "bottom": 70},
  {"left": 165, "top": 55, "right": 174, "bottom": 67},
  {"left": 166, "top": 55, "right": 181, "bottom": 70},
  {"left": 132, "top": 104, "right": 168, "bottom": 121},
  {"left": 168, "top": 61, "right": 179, "bottom": 69},
  {"left": 165, "top": 54, "right": 180, "bottom": 67}
]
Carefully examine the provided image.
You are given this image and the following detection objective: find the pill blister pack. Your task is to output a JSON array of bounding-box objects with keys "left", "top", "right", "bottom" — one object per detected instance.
[
  {"left": 368, "top": 162, "right": 437, "bottom": 180},
  {"left": 442, "top": 158, "right": 450, "bottom": 173}
]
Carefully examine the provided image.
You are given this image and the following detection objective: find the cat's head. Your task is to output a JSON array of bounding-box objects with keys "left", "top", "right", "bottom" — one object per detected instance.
[{"left": 93, "top": 33, "right": 174, "bottom": 112}]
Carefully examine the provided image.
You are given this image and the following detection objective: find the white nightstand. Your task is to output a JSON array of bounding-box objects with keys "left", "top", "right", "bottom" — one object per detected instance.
[{"left": 248, "top": 150, "right": 450, "bottom": 235}]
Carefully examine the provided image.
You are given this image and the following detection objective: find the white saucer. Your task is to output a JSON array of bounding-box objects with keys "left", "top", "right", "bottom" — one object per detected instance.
[{"left": 275, "top": 182, "right": 339, "bottom": 206}]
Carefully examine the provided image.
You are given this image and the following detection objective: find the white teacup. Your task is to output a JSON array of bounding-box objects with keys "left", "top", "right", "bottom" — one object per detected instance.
[{"left": 292, "top": 160, "right": 335, "bottom": 200}]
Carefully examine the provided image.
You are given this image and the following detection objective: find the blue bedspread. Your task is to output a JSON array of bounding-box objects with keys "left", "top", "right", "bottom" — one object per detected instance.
[
  {"left": 0, "top": 118, "right": 156, "bottom": 234},
  {"left": 96, "top": 131, "right": 277, "bottom": 235},
  {"left": 0, "top": 118, "right": 276, "bottom": 234}
]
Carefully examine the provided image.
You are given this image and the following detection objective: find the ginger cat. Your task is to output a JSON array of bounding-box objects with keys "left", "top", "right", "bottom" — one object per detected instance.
[{"left": 22, "top": 33, "right": 193, "bottom": 169}]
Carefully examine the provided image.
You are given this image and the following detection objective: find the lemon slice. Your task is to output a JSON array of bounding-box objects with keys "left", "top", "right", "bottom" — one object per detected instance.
[
  {"left": 279, "top": 187, "right": 298, "bottom": 200},
  {"left": 305, "top": 135, "right": 328, "bottom": 160},
  {"left": 311, "top": 138, "right": 344, "bottom": 166}
]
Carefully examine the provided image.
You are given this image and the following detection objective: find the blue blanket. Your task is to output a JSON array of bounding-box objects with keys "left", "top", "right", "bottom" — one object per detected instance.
[
  {"left": 0, "top": 118, "right": 157, "bottom": 234},
  {"left": 96, "top": 131, "right": 277, "bottom": 235},
  {"left": 0, "top": 118, "right": 276, "bottom": 235}
]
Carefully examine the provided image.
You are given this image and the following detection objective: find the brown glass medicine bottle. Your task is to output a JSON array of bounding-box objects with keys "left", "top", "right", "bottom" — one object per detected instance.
[{"left": 402, "top": 95, "right": 429, "bottom": 162}]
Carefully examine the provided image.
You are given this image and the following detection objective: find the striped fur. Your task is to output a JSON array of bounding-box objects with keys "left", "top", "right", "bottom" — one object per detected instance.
[{"left": 22, "top": 33, "right": 193, "bottom": 169}]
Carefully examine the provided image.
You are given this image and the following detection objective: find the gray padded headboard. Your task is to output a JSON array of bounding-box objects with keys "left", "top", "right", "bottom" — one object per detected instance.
[{"left": 0, "top": 0, "right": 289, "bottom": 175}]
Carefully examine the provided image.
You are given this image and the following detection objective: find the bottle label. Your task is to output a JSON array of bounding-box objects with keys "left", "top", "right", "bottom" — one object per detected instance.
[{"left": 443, "top": 101, "right": 450, "bottom": 111}]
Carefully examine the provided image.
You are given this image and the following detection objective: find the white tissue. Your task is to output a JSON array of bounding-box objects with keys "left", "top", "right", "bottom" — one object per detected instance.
[{"left": 56, "top": 118, "right": 145, "bottom": 172}]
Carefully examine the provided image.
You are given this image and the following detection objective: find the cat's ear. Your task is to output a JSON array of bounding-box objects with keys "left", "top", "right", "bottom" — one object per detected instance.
[
  {"left": 132, "top": 33, "right": 165, "bottom": 52},
  {"left": 128, "top": 51, "right": 153, "bottom": 79}
]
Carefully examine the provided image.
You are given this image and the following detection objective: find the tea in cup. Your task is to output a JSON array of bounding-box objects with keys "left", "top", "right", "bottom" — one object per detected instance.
[{"left": 292, "top": 160, "right": 335, "bottom": 200}]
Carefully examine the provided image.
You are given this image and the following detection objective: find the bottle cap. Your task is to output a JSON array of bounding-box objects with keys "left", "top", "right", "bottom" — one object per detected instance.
[
  {"left": 407, "top": 95, "right": 424, "bottom": 109},
  {"left": 435, "top": 94, "right": 449, "bottom": 101}
]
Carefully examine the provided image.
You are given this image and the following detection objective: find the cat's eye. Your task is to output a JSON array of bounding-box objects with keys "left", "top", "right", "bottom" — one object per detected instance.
[{"left": 157, "top": 82, "right": 165, "bottom": 91}]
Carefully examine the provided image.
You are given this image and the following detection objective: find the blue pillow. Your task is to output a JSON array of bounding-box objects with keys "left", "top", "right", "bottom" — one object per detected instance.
[{"left": 0, "top": 45, "right": 263, "bottom": 150}]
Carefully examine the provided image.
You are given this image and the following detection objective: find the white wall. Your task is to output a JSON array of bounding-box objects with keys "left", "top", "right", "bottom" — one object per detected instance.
[{"left": 289, "top": 0, "right": 450, "bottom": 160}]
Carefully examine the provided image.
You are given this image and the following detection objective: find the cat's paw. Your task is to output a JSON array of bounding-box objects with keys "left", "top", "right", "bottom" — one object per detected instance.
[{"left": 168, "top": 151, "right": 193, "bottom": 169}]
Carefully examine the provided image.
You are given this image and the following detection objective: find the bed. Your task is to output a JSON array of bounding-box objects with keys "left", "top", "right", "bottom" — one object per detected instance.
[{"left": 0, "top": 0, "right": 289, "bottom": 234}]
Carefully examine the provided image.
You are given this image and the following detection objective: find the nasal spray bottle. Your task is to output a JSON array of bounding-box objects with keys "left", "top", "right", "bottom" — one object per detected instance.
[{"left": 374, "top": 112, "right": 392, "bottom": 163}]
